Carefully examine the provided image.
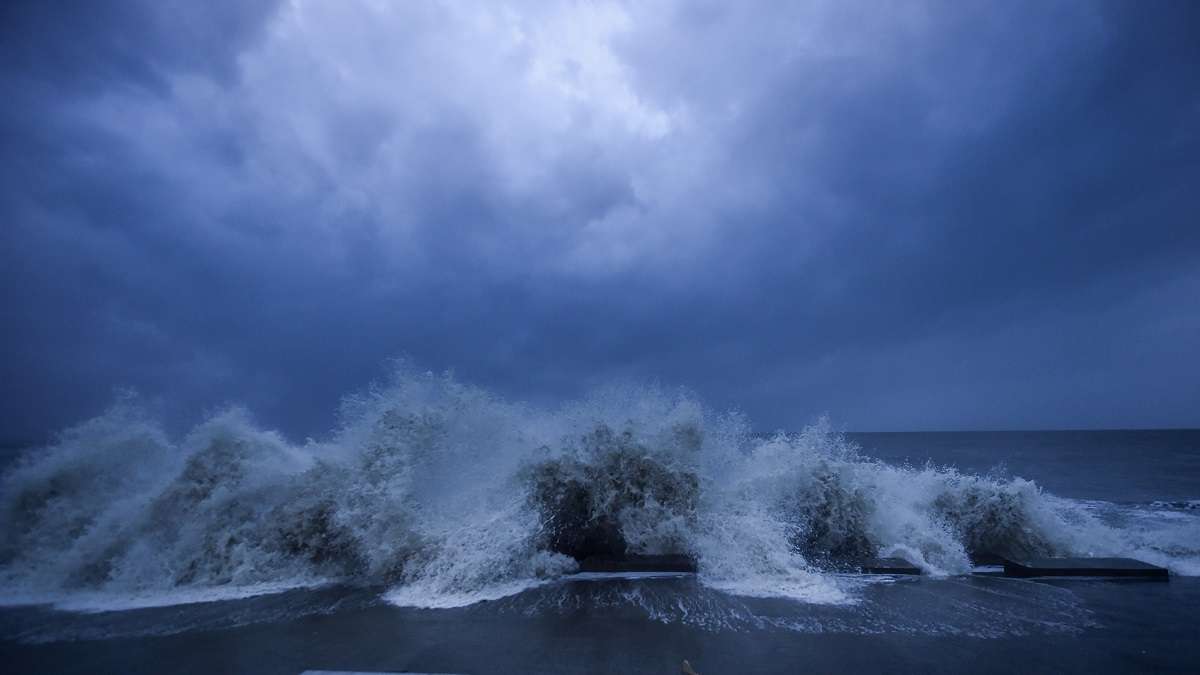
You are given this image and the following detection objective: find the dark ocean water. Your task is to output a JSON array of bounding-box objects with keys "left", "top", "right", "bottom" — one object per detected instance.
[
  {"left": 2, "top": 425, "right": 1198, "bottom": 674},
  {"left": 848, "top": 429, "right": 1200, "bottom": 503}
]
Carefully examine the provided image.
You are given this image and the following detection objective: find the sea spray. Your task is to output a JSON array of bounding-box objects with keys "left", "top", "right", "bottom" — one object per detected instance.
[{"left": 1, "top": 364, "right": 1197, "bottom": 611}]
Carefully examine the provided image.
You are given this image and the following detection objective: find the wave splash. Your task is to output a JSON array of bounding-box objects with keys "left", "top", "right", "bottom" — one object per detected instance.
[{"left": 2, "top": 366, "right": 1197, "bottom": 610}]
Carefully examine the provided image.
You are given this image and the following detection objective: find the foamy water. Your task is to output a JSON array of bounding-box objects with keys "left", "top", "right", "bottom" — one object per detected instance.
[{"left": 2, "top": 365, "right": 1197, "bottom": 613}]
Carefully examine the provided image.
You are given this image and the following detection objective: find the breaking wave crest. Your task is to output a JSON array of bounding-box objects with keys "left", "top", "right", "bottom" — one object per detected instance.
[{"left": 2, "top": 366, "right": 1197, "bottom": 611}]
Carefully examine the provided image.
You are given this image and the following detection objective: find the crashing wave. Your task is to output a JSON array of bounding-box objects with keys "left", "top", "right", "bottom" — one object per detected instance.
[{"left": 1, "top": 365, "right": 1197, "bottom": 610}]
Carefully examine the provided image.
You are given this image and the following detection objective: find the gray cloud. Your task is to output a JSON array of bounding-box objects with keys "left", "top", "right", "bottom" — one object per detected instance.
[{"left": 1, "top": 0, "right": 1198, "bottom": 442}]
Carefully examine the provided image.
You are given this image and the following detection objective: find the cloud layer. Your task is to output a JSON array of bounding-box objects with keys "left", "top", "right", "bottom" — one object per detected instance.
[{"left": 2, "top": 0, "right": 1198, "bottom": 440}]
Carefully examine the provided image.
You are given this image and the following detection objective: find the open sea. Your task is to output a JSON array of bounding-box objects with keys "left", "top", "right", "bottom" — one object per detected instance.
[{"left": 1, "top": 375, "right": 1197, "bottom": 673}]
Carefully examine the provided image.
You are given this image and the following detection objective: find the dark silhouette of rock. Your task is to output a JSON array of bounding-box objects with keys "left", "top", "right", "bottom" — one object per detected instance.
[{"left": 525, "top": 425, "right": 699, "bottom": 561}]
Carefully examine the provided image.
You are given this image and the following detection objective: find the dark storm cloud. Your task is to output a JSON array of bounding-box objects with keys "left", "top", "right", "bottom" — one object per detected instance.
[
  {"left": 1, "top": 0, "right": 1198, "bottom": 442},
  {"left": 0, "top": 0, "right": 278, "bottom": 93}
]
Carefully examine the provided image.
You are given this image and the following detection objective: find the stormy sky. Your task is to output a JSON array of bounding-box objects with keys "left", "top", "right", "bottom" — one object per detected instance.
[{"left": 2, "top": 0, "right": 1198, "bottom": 441}]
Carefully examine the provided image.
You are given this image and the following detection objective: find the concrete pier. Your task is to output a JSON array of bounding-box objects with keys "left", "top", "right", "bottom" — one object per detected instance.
[
  {"left": 1003, "top": 557, "right": 1168, "bottom": 579},
  {"left": 566, "top": 552, "right": 1171, "bottom": 579},
  {"left": 576, "top": 554, "right": 697, "bottom": 573},
  {"left": 859, "top": 557, "right": 922, "bottom": 575}
]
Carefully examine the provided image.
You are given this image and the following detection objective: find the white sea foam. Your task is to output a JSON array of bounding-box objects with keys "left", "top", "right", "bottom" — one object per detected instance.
[
  {"left": 19, "top": 580, "right": 331, "bottom": 613},
  {"left": 1, "top": 364, "right": 1197, "bottom": 613}
]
